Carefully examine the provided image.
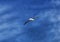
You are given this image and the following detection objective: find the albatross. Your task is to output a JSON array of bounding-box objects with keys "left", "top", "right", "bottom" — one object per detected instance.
[{"left": 24, "top": 16, "right": 39, "bottom": 25}]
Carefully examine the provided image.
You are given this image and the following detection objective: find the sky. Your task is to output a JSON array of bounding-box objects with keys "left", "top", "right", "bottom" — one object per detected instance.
[{"left": 0, "top": 0, "right": 60, "bottom": 42}]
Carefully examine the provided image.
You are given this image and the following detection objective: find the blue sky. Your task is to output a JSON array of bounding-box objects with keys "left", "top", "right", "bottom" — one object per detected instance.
[{"left": 0, "top": 0, "right": 60, "bottom": 42}]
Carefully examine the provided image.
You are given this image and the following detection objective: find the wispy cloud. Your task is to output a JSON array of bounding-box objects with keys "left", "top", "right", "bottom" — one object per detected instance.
[
  {"left": 0, "top": 0, "right": 60, "bottom": 42},
  {"left": 0, "top": 4, "right": 23, "bottom": 41},
  {"left": 0, "top": 4, "right": 12, "bottom": 14},
  {"left": 51, "top": 0, "right": 60, "bottom": 6}
]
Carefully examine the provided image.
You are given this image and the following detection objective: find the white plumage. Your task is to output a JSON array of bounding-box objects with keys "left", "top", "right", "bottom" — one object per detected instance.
[{"left": 29, "top": 18, "right": 35, "bottom": 21}]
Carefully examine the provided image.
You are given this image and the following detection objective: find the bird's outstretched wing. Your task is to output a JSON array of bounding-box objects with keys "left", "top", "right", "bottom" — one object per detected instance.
[{"left": 24, "top": 20, "right": 31, "bottom": 25}]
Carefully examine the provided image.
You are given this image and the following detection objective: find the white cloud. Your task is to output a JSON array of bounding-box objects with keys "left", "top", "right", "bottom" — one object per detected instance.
[
  {"left": 0, "top": 4, "right": 12, "bottom": 14},
  {"left": 51, "top": 0, "right": 60, "bottom": 5},
  {"left": 0, "top": 21, "right": 23, "bottom": 41},
  {"left": 0, "top": 4, "right": 24, "bottom": 41},
  {"left": 36, "top": 8, "right": 60, "bottom": 42}
]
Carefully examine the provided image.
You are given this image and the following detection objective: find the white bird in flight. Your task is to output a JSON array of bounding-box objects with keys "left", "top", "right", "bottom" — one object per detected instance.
[{"left": 24, "top": 16, "right": 39, "bottom": 25}]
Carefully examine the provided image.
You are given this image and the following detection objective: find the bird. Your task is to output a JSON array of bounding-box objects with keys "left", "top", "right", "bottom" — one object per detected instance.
[{"left": 24, "top": 16, "right": 39, "bottom": 25}]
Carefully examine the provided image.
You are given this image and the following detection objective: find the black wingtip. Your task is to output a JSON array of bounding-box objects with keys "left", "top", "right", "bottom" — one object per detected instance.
[
  {"left": 24, "top": 23, "right": 26, "bottom": 25},
  {"left": 24, "top": 21, "right": 28, "bottom": 25}
]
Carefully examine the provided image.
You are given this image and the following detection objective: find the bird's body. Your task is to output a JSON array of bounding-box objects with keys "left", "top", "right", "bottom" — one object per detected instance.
[
  {"left": 24, "top": 16, "right": 39, "bottom": 25},
  {"left": 24, "top": 18, "right": 34, "bottom": 25},
  {"left": 29, "top": 18, "right": 35, "bottom": 21}
]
